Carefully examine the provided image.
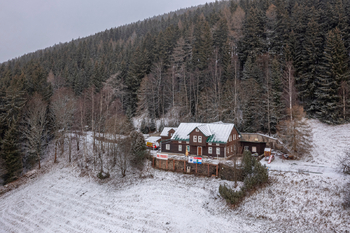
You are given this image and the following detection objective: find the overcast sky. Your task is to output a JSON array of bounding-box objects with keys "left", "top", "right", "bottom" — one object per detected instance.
[{"left": 0, "top": 0, "right": 211, "bottom": 63}]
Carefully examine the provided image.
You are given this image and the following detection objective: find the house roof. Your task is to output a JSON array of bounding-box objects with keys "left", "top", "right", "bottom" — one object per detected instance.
[
  {"left": 146, "top": 136, "right": 161, "bottom": 143},
  {"left": 171, "top": 122, "right": 240, "bottom": 143},
  {"left": 160, "top": 127, "right": 178, "bottom": 137}
]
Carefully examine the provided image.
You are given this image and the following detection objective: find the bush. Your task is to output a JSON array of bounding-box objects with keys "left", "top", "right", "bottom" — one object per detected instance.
[
  {"left": 219, "top": 150, "right": 268, "bottom": 205},
  {"left": 97, "top": 171, "right": 110, "bottom": 179},
  {"left": 219, "top": 184, "right": 244, "bottom": 205},
  {"left": 339, "top": 150, "right": 350, "bottom": 175},
  {"left": 344, "top": 183, "right": 350, "bottom": 209}
]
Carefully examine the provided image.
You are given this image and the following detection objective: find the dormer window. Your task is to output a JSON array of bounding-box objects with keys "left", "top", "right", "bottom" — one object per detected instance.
[{"left": 170, "top": 133, "right": 173, "bottom": 136}]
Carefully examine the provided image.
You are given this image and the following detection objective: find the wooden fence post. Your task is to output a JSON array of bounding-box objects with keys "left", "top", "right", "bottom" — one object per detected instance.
[
  {"left": 152, "top": 157, "right": 154, "bottom": 167},
  {"left": 216, "top": 165, "right": 218, "bottom": 177},
  {"left": 184, "top": 161, "right": 186, "bottom": 173},
  {"left": 207, "top": 164, "right": 209, "bottom": 177},
  {"left": 173, "top": 159, "right": 175, "bottom": 171},
  {"left": 166, "top": 160, "right": 168, "bottom": 170}
]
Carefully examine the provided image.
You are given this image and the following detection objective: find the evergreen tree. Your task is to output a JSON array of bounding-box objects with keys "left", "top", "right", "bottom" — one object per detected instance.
[
  {"left": 315, "top": 28, "right": 349, "bottom": 123},
  {"left": 295, "top": 10, "right": 324, "bottom": 116},
  {"left": 238, "top": 6, "right": 267, "bottom": 64},
  {"left": 1, "top": 124, "right": 22, "bottom": 184}
]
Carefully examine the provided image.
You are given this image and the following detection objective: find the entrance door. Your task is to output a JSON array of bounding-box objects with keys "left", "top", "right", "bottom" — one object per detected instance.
[{"left": 197, "top": 146, "right": 202, "bottom": 156}]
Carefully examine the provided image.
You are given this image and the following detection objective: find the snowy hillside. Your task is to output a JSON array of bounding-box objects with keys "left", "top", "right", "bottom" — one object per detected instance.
[
  {"left": 308, "top": 119, "right": 350, "bottom": 166},
  {"left": 0, "top": 119, "right": 349, "bottom": 232}
]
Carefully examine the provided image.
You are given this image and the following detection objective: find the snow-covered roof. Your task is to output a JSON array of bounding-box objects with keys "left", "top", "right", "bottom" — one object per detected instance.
[
  {"left": 171, "top": 122, "right": 239, "bottom": 143},
  {"left": 160, "top": 127, "right": 178, "bottom": 137},
  {"left": 196, "top": 125, "right": 212, "bottom": 137},
  {"left": 146, "top": 136, "right": 161, "bottom": 143}
]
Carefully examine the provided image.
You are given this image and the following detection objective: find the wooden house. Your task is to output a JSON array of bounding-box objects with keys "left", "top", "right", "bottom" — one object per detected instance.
[
  {"left": 160, "top": 127, "right": 178, "bottom": 141},
  {"left": 161, "top": 122, "right": 241, "bottom": 158}
]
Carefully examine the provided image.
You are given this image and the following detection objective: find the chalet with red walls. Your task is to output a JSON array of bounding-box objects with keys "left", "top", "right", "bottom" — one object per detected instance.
[{"left": 161, "top": 122, "right": 241, "bottom": 159}]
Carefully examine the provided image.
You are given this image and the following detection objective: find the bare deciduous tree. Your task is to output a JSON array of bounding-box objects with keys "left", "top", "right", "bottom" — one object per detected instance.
[
  {"left": 277, "top": 105, "right": 312, "bottom": 159},
  {"left": 50, "top": 88, "right": 76, "bottom": 163}
]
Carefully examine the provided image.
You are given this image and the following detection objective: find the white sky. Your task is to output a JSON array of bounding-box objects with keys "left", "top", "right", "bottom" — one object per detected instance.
[{"left": 0, "top": 0, "right": 211, "bottom": 63}]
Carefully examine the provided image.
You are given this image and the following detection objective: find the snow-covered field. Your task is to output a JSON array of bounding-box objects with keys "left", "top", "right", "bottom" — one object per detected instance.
[{"left": 0, "top": 119, "right": 349, "bottom": 232}]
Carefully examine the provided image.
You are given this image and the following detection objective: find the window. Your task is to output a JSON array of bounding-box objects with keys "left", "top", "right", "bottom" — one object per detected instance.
[
  {"left": 170, "top": 133, "right": 173, "bottom": 136},
  {"left": 186, "top": 141, "right": 189, "bottom": 144},
  {"left": 198, "top": 136, "right": 202, "bottom": 143},
  {"left": 244, "top": 146, "right": 249, "bottom": 151},
  {"left": 233, "top": 134, "right": 236, "bottom": 140},
  {"left": 234, "top": 145, "right": 236, "bottom": 152},
  {"left": 208, "top": 147, "right": 212, "bottom": 154},
  {"left": 252, "top": 146, "right": 257, "bottom": 153},
  {"left": 193, "top": 135, "right": 197, "bottom": 142},
  {"left": 216, "top": 143, "right": 220, "bottom": 146},
  {"left": 178, "top": 145, "right": 182, "bottom": 151},
  {"left": 166, "top": 144, "right": 170, "bottom": 150},
  {"left": 231, "top": 146, "right": 233, "bottom": 152},
  {"left": 195, "top": 128, "right": 199, "bottom": 132},
  {"left": 216, "top": 147, "right": 220, "bottom": 155},
  {"left": 178, "top": 141, "right": 181, "bottom": 144},
  {"left": 208, "top": 143, "right": 212, "bottom": 145},
  {"left": 229, "top": 135, "right": 232, "bottom": 142},
  {"left": 226, "top": 147, "right": 229, "bottom": 154}
]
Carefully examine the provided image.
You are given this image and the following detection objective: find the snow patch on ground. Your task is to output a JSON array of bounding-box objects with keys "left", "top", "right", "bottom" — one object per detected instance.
[{"left": 308, "top": 119, "right": 350, "bottom": 167}]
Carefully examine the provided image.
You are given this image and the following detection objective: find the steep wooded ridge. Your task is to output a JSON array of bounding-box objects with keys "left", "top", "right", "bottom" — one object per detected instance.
[{"left": 0, "top": 0, "right": 349, "bottom": 183}]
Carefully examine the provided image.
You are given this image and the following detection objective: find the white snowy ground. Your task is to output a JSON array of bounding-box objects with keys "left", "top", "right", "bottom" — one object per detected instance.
[{"left": 0, "top": 119, "right": 349, "bottom": 233}]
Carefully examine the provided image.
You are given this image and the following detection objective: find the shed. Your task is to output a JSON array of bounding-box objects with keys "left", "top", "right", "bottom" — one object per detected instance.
[{"left": 145, "top": 136, "right": 161, "bottom": 150}]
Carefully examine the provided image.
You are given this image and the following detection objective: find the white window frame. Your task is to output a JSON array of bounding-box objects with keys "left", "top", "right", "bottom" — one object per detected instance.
[
  {"left": 178, "top": 145, "right": 182, "bottom": 151},
  {"left": 226, "top": 147, "right": 229, "bottom": 154},
  {"left": 216, "top": 143, "right": 220, "bottom": 146},
  {"left": 166, "top": 144, "right": 170, "bottom": 150},
  {"left": 195, "top": 128, "right": 199, "bottom": 132},
  {"left": 231, "top": 146, "right": 233, "bottom": 152},
  {"left": 198, "top": 136, "right": 202, "bottom": 143},
  {"left": 186, "top": 141, "right": 189, "bottom": 144},
  {"left": 193, "top": 135, "right": 197, "bottom": 142},
  {"left": 229, "top": 135, "right": 232, "bottom": 142},
  {"left": 208, "top": 143, "right": 212, "bottom": 145},
  {"left": 208, "top": 147, "right": 212, "bottom": 154},
  {"left": 178, "top": 141, "right": 181, "bottom": 144},
  {"left": 216, "top": 147, "right": 220, "bottom": 155},
  {"left": 252, "top": 146, "right": 257, "bottom": 153}
]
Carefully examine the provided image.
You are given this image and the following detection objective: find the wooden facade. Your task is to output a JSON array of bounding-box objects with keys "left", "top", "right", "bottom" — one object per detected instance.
[{"left": 161, "top": 124, "right": 240, "bottom": 158}]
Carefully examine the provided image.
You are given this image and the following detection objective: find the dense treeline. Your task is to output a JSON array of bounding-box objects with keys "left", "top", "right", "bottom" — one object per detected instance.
[{"left": 0, "top": 0, "right": 349, "bottom": 183}]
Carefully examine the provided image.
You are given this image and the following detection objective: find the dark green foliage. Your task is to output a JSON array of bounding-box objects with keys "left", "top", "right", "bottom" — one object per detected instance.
[
  {"left": 0, "top": 0, "right": 349, "bottom": 135},
  {"left": 315, "top": 28, "right": 349, "bottom": 123},
  {"left": 1, "top": 124, "right": 22, "bottom": 184},
  {"left": 219, "top": 184, "right": 244, "bottom": 205},
  {"left": 129, "top": 130, "right": 148, "bottom": 170},
  {"left": 219, "top": 150, "right": 268, "bottom": 205}
]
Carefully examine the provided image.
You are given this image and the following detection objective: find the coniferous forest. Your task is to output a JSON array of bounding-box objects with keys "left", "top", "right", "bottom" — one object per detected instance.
[{"left": 0, "top": 0, "right": 350, "bottom": 183}]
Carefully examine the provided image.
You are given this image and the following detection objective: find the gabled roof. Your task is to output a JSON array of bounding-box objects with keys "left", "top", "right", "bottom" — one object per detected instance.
[
  {"left": 171, "top": 122, "right": 240, "bottom": 143},
  {"left": 188, "top": 124, "right": 212, "bottom": 137},
  {"left": 160, "top": 127, "right": 178, "bottom": 137}
]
